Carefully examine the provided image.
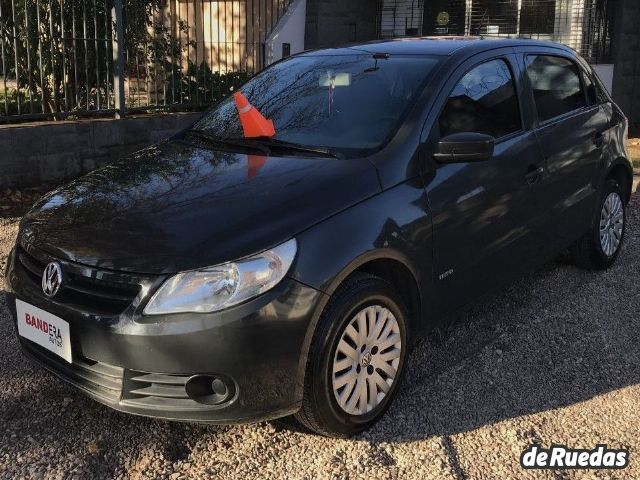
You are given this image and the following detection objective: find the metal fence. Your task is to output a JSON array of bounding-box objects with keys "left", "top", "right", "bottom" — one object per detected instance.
[
  {"left": 379, "top": 0, "right": 615, "bottom": 64},
  {"left": 0, "top": 0, "right": 291, "bottom": 122}
]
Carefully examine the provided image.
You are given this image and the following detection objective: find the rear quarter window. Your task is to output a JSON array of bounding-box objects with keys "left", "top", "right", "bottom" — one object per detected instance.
[{"left": 582, "top": 69, "right": 609, "bottom": 105}]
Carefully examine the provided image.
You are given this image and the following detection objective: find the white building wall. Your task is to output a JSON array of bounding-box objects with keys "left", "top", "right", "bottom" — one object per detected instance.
[
  {"left": 265, "top": 0, "right": 307, "bottom": 65},
  {"left": 554, "top": 0, "right": 585, "bottom": 52}
]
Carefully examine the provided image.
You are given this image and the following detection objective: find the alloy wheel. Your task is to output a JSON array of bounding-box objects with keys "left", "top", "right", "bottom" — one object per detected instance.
[
  {"left": 599, "top": 192, "right": 624, "bottom": 257},
  {"left": 331, "top": 305, "right": 402, "bottom": 416}
]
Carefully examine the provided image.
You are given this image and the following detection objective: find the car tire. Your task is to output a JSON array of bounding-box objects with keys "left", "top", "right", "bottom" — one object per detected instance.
[
  {"left": 294, "top": 273, "right": 409, "bottom": 438},
  {"left": 571, "top": 179, "right": 626, "bottom": 270}
]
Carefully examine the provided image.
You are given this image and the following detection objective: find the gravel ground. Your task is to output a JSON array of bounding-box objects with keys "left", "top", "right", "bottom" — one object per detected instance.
[{"left": 0, "top": 186, "right": 639, "bottom": 480}]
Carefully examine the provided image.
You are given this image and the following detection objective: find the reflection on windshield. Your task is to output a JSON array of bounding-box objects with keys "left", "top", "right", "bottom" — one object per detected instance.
[{"left": 194, "top": 53, "right": 441, "bottom": 156}]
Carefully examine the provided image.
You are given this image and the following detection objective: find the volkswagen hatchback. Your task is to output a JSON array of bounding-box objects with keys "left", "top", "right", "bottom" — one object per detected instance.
[{"left": 6, "top": 38, "right": 633, "bottom": 437}]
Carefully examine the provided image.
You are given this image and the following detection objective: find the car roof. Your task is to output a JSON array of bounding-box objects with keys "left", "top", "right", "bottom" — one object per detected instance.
[{"left": 299, "top": 36, "right": 575, "bottom": 58}]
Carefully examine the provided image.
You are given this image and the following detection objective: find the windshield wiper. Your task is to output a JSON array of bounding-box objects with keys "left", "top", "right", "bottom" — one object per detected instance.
[
  {"left": 228, "top": 137, "right": 342, "bottom": 159},
  {"left": 185, "top": 130, "right": 341, "bottom": 159},
  {"left": 184, "top": 129, "right": 270, "bottom": 155}
]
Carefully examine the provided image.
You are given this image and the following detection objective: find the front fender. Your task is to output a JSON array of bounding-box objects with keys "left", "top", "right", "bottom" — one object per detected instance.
[
  {"left": 292, "top": 178, "right": 432, "bottom": 296},
  {"left": 289, "top": 179, "right": 434, "bottom": 388}
]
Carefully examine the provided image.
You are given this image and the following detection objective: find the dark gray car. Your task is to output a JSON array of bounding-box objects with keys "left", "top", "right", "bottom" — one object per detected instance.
[{"left": 6, "top": 38, "right": 633, "bottom": 437}]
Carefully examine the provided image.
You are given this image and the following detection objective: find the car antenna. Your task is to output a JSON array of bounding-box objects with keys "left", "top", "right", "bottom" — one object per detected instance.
[{"left": 365, "top": 52, "right": 389, "bottom": 73}]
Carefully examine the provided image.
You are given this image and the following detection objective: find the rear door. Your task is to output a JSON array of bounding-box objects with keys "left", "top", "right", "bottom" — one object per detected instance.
[
  {"left": 422, "top": 51, "right": 548, "bottom": 315},
  {"left": 522, "top": 52, "right": 610, "bottom": 253}
]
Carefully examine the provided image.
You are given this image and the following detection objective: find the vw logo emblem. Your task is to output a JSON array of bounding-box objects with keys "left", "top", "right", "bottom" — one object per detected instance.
[
  {"left": 361, "top": 351, "right": 372, "bottom": 367},
  {"left": 42, "top": 262, "right": 63, "bottom": 297}
]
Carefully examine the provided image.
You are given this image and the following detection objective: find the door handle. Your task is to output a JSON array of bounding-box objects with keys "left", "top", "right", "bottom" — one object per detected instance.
[
  {"left": 525, "top": 165, "right": 544, "bottom": 185},
  {"left": 593, "top": 132, "right": 605, "bottom": 148}
]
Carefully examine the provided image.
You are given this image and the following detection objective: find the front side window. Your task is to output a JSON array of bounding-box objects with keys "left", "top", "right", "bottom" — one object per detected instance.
[
  {"left": 193, "top": 54, "right": 441, "bottom": 157},
  {"left": 438, "top": 59, "right": 522, "bottom": 139},
  {"left": 526, "top": 55, "right": 587, "bottom": 122}
]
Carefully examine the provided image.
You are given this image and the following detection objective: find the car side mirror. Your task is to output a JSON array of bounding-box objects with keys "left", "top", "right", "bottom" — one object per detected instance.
[{"left": 433, "top": 132, "right": 495, "bottom": 164}]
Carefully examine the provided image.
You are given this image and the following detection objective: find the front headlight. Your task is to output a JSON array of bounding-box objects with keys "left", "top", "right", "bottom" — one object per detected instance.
[{"left": 143, "top": 238, "right": 297, "bottom": 315}]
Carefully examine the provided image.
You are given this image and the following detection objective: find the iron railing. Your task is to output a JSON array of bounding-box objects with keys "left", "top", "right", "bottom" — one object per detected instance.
[
  {"left": 0, "top": 0, "right": 291, "bottom": 122},
  {"left": 378, "top": 0, "right": 615, "bottom": 64}
]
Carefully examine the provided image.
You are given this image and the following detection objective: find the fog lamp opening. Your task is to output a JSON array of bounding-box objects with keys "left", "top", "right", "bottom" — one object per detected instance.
[{"left": 185, "top": 375, "right": 236, "bottom": 405}]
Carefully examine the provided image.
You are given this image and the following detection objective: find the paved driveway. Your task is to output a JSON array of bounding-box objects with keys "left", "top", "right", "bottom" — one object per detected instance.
[{"left": 0, "top": 190, "right": 638, "bottom": 479}]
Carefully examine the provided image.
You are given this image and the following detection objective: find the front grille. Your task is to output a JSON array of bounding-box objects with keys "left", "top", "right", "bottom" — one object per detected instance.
[
  {"left": 22, "top": 341, "right": 230, "bottom": 416},
  {"left": 15, "top": 244, "right": 144, "bottom": 316},
  {"left": 23, "top": 340, "right": 124, "bottom": 403},
  {"left": 122, "top": 371, "right": 200, "bottom": 411},
  {"left": 23, "top": 340, "right": 194, "bottom": 409}
]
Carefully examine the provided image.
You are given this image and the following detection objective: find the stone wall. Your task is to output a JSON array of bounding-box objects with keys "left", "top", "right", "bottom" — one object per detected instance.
[
  {"left": 612, "top": 0, "right": 640, "bottom": 137},
  {"left": 0, "top": 112, "right": 200, "bottom": 189}
]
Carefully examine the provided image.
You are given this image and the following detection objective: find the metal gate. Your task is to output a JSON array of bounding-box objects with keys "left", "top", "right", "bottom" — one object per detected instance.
[{"left": 0, "top": 0, "right": 292, "bottom": 122}]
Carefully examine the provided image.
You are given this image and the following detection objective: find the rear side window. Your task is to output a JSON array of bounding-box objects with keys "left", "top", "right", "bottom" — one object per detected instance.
[
  {"left": 439, "top": 59, "right": 522, "bottom": 139},
  {"left": 583, "top": 70, "right": 609, "bottom": 105},
  {"left": 526, "top": 55, "right": 586, "bottom": 122}
]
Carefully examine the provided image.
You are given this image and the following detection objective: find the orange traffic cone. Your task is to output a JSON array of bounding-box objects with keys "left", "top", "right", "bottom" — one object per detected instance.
[{"left": 233, "top": 92, "right": 276, "bottom": 138}]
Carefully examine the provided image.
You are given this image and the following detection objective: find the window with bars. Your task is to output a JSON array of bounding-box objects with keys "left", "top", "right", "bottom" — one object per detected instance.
[
  {"left": 468, "top": 0, "right": 519, "bottom": 35},
  {"left": 520, "top": 0, "right": 556, "bottom": 35},
  {"left": 380, "top": 0, "right": 614, "bottom": 64}
]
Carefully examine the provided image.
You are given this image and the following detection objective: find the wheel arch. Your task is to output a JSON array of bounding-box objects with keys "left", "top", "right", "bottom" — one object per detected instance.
[
  {"left": 314, "top": 248, "right": 425, "bottom": 337},
  {"left": 342, "top": 255, "right": 422, "bottom": 342},
  {"left": 606, "top": 158, "right": 633, "bottom": 204},
  {"left": 293, "top": 249, "right": 427, "bottom": 399}
]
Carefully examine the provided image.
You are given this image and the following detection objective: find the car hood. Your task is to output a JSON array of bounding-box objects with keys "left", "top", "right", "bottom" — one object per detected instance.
[{"left": 20, "top": 140, "right": 380, "bottom": 274}]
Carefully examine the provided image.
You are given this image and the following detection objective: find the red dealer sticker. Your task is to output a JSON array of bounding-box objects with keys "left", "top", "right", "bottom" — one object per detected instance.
[{"left": 16, "top": 299, "right": 72, "bottom": 363}]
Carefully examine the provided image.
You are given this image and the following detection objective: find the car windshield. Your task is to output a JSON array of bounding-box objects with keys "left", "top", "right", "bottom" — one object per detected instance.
[{"left": 192, "top": 53, "right": 442, "bottom": 157}]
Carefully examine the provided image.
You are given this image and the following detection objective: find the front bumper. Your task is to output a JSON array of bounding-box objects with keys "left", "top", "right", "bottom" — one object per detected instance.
[{"left": 5, "top": 245, "right": 326, "bottom": 424}]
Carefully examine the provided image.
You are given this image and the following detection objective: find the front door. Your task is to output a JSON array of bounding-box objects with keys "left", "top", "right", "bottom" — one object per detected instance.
[{"left": 424, "top": 56, "right": 547, "bottom": 315}]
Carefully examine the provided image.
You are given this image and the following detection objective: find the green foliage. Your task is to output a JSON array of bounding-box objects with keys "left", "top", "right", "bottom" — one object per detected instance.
[
  {"left": 0, "top": 87, "right": 18, "bottom": 116},
  {"left": 0, "top": 86, "right": 43, "bottom": 116},
  {"left": 1, "top": 0, "right": 115, "bottom": 115},
  {"left": 166, "top": 62, "right": 251, "bottom": 106},
  {"left": 0, "top": 0, "right": 252, "bottom": 118}
]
